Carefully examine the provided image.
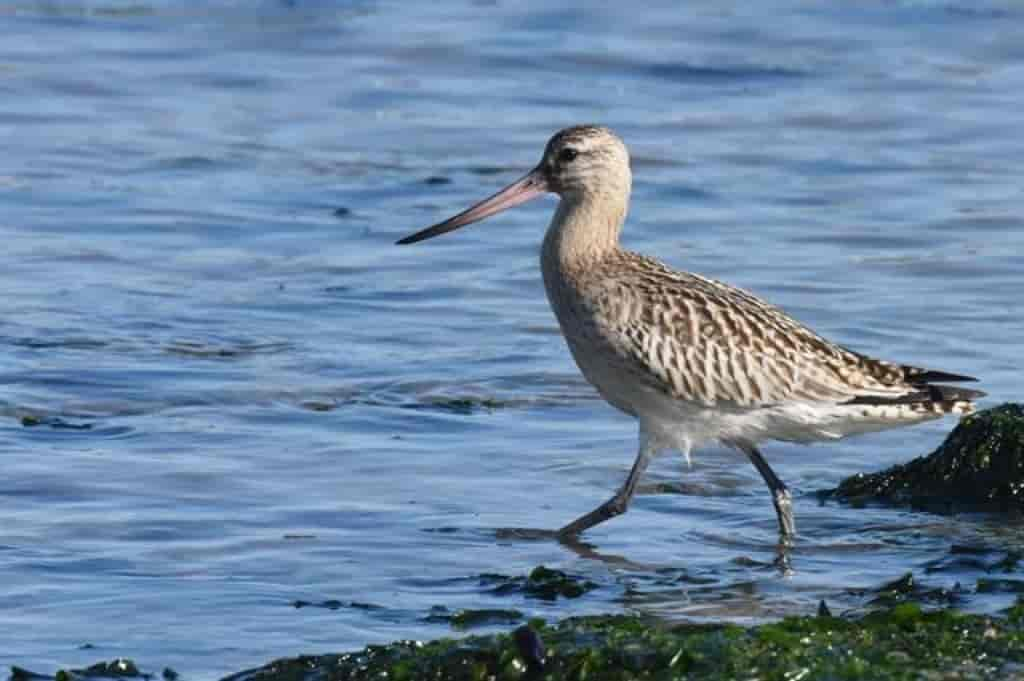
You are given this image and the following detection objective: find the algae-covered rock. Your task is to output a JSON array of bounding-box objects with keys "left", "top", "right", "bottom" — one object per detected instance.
[
  {"left": 832, "top": 403, "right": 1024, "bottom": 512},
  {"left": 481, "top": 565, "right": 598, "bottom": 601},
  {"left": 424, "top": 607, "right": 524, "bottom": 630},
  {"left": 520, "top": 565, "right": 597, "bottom": 600},
  {"left": 218, "top": 606, "right": 1024, "bottom": 681},
  {"left": 18, "top": 605, "right": 1024, "bottom": 681},
  {"left": 15, "top": 660, "right": 151, "bottom": 681}
]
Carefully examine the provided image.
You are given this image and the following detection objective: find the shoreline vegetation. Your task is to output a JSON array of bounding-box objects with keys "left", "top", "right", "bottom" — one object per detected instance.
[{"left": 12, "top": 603, "right": 1024, "bottom": 681}]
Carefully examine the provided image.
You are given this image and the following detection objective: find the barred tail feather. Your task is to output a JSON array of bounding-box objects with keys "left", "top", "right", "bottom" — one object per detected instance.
[{"left": 844, "top": 383, "right": 986, "bottom": 415}]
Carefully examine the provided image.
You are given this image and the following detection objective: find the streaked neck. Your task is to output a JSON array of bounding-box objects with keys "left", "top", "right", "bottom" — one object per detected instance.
[{"left": 542, "top": 190, "right": 629, "bottom": 268}]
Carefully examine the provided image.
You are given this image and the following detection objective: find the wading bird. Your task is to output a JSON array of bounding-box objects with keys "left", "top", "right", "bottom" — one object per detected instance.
[{"left": 397, "top": 125, "right": 984, "bottom": 540}]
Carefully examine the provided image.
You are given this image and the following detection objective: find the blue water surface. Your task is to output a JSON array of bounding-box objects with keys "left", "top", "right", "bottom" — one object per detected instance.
[{"left": 1, "top": 1, "right": 1023, "bottom": 677}]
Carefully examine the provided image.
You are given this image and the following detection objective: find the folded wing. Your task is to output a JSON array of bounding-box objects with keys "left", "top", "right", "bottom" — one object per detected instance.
[{"left": 582, "top": 255, "right": 984, "bottom": 410}]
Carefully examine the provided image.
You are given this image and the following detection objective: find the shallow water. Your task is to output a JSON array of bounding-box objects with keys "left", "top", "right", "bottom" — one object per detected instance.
[{"left": 2, "top": 0, "right": 1023, "bottom": 677}]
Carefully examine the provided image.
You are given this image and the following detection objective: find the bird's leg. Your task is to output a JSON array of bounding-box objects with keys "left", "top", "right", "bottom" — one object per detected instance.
[
  {"left": 557, "top": 441, "right": 653, "bottom": 540},
  {"left": 739, "top": 443, "right": 796, "bottom": 539}
]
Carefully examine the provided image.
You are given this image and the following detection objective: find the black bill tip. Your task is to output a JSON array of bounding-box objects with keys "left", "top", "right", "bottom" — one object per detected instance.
[{"left": 395, "top": 220, "right": 458, "bottom": 245}]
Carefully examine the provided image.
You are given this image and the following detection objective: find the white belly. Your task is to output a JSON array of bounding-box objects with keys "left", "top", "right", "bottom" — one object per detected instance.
[{"left": 568, "top": 338, "right": 944, "bottom": 457}]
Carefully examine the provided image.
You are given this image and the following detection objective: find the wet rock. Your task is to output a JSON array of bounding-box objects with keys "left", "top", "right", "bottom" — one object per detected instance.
[
  {"left": 513, "top": 625, "right": 545, "bottom": 674},
  {"left": 868, "top": 573, "right": 917, "bottom": 607},
  {"left": 20, "top": 415, "right": 93, "bottom": 430},
  {"left": 831, "top": 403, "right": 1024, "bottom": 512},
  {"left": 522, "top": 565, "right": 597, "bottom": 600},
  {"left": 48, "top": 659, "right": 148, "bottom": 680},
  {"left": 447, "top": 608, "right": 524, "bottom": 630},
  {"left": 843, "top": 572, "right": 963, "bottom": 610},
  {"left": 484, "top": 565, "right": 598, "bottom": 601},
  {"left": 423, "top": 605, "right": 524, "bottom": 630},
  {"left": 879, "top": 572, "right": 916, "bottom": 595}
]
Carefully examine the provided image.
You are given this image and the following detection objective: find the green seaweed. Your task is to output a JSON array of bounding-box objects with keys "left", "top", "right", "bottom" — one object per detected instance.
[
  {"left": 209, "top": 604, "right": 1024, "bottom": 681},
  {"left": 18, "top": 604, "right": 1024, "bottom": 680}
]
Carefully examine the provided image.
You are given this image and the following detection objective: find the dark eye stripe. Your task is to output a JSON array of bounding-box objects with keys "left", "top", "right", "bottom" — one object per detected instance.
[{"left": 559, "top": 148, "right": 578, "bottom": 163}]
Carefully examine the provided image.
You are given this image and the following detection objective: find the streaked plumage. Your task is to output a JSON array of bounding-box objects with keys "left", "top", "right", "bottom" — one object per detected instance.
[
  {"left": 547, "top": 249, "right": 978, "bottom": 444},
  {"left": 398, "top": 124, "right": 985, "bottom": 540}
]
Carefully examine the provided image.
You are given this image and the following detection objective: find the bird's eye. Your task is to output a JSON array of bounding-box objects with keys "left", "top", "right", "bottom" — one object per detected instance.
[{"left": 558, "top": 148, "right": 578, "bottom": 163}]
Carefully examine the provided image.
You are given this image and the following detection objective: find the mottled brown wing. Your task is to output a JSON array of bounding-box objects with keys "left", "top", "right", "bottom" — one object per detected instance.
[{"left": 582, "top": 256, "right": 928, "bottom": 408}]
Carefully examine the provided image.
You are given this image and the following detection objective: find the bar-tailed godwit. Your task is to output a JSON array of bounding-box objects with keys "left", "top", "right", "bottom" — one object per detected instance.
[{"left": 397, "top": 125, "right": 984, "bottom": 540}]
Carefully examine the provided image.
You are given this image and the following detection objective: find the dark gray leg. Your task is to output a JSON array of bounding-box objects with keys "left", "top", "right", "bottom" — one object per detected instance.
[
  {"left": 557, "top": 442, "right": 653, "bottom": 540},
  {"left": 738, "top": 443, "right": 795, "bottom": 538}
]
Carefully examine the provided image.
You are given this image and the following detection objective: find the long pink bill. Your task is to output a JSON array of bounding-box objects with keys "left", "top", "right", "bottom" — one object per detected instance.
[{"left": 396, "top": 168, "right": 548, "bottom": 245}]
